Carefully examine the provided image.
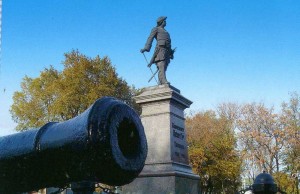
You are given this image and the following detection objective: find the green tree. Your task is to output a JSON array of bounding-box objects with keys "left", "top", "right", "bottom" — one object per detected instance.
[
  {"left": 11, "top": 67, "right": 60, "bottom": 130},
  {"left": 11, "top": 50, "right": 137, "bottom": 130},
  {"left": 186, "top": 111, "right": 242, "bottom": 193},
  {"left": 273, "top": 171, "right": 298, "bottom": 194}
]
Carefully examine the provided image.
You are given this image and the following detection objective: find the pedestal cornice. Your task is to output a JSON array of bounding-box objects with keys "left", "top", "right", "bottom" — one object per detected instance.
[{"left": 135, "top": 84, "right": 193, "bottom": 109}]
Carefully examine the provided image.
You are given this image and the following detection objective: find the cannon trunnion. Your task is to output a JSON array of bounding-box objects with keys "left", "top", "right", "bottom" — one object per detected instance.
[{"left": 0, "top": 97, "right": 147, "bottom": 193}]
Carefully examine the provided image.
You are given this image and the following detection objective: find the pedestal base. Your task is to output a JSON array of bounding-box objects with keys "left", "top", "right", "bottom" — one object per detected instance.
[
  {"left": 123, "top": 85, "right": 200, "bottom": 193},
  {"left": 122, "top": 172, "right": 200, "bottom": 194},
  {"left": 122, "top": 161, "right": 200, "bottom": 194}
]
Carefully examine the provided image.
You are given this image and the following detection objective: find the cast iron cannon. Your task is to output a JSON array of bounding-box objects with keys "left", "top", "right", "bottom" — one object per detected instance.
[
  {"left": 0, "top": 97, "right": 147, "bottom": 193},
  {"left": 252, "top": 171, "right": 277, "bottom": 194}
]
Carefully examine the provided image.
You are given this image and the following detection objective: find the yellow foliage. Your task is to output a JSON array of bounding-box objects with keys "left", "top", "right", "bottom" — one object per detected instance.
[{"left": 11, "top": 50, "right": 138, "bottom": 130}]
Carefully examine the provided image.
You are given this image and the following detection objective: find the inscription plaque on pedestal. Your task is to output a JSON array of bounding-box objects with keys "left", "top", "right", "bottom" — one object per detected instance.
[{"left": 123, "top": 84, "right": 200, "bottom": 194}]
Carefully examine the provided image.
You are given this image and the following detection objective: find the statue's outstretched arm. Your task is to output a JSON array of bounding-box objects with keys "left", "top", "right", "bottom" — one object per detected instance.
[{"left": 141, "top": 27, "right": 157, "bottom": 53}]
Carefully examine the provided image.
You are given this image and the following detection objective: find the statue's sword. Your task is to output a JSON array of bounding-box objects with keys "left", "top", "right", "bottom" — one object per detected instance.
[
  {"left": 142, "top": 53, "right": 158, "bottom": 84},
  {"left": 148, "top": 68, "right": 159, "bottom": 83}
]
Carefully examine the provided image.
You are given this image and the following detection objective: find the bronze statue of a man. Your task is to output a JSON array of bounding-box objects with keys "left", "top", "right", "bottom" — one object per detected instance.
[{"left": 141, "top": 16, "right": 175, "bottom": 85}]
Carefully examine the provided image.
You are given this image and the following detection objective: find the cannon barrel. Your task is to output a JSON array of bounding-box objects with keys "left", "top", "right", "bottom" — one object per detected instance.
[
  {"left": 252, "top": 171, "right": 277, "bottom": 194},
  {"left": 0, "top": 97, "right": 147, "bottom": 193}
]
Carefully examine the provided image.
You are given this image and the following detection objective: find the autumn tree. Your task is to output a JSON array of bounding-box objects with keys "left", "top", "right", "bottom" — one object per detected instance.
[
  {"left": 219, "top": 97, "right": 299, "bottom": 193},
  {"left": 236, "top": 103, "right": 285, "bottom": 174},
  {"left": 280, "top": 92, "right": 300, "bottom": 193},
  {"left": 186, "top": 111, "right": 242, "bottom": 193},
  {"left": 10, "top": 67, "right": 60, "bottom": 130},
  {"left": 11, "top": 50, "right": 137, "bottom": 130}
]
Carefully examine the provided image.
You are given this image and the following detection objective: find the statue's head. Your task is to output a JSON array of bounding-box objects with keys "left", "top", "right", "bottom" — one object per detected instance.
[{"left": 157, "top": 16, "right": 167, "bottom": 27}]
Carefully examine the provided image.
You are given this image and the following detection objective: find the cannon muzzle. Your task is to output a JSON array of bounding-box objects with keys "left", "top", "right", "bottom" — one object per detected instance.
[{"left": 0, "top": 97, "right": 147, "bottom": 193}]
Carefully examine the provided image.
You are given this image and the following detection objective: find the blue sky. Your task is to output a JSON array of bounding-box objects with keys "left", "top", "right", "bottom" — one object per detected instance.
[{"left": 0, "top": 0, "right": 299, "bottom": 135}]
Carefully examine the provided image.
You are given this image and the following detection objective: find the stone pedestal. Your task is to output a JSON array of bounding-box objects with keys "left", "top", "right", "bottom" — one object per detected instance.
[{"left": 122, "top": 84, "right": 200, "bottom": 194}]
